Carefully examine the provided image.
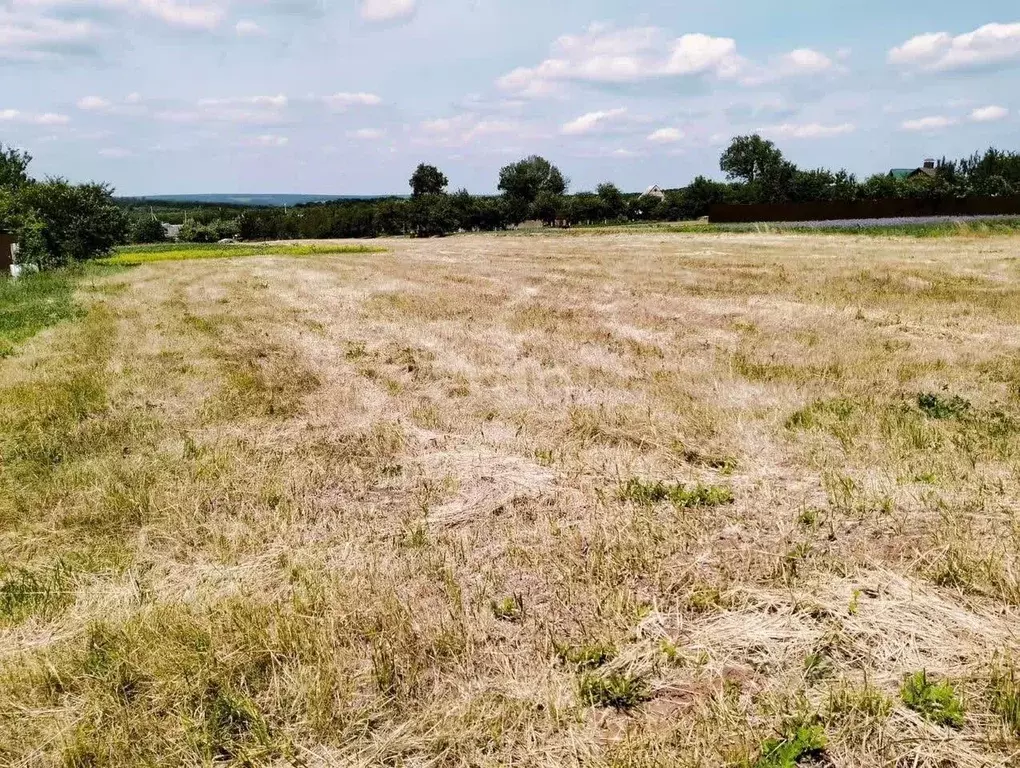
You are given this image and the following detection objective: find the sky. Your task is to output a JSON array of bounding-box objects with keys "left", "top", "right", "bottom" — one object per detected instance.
[{"left": 1, "top": 0, "right": 1018, "bottom": 195}]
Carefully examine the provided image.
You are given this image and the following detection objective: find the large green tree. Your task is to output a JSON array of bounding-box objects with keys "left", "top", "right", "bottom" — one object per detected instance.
[
  {"left": 497, "top": 156, "right": 567, "bottom": 223},
  {"left": 409, "top": 164, "right": 449, "bottom": 198},
  {"left": 719, "top": 135, "right": 786, "bottom": 185},
  {"left": 0, "top": 143, "right": 32, "bottom": 190}
]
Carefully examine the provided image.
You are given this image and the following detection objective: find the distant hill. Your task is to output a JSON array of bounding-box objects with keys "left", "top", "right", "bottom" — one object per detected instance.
[{"left": 117, "top": 193, "right": 398, "bottom": 207}]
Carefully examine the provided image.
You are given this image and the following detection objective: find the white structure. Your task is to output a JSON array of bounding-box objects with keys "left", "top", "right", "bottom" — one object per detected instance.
[{"left": 642, "top": 185, "right": 666, "bottom": 200}]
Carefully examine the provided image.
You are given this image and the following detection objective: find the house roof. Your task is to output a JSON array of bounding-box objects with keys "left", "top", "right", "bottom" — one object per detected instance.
[{"left": 889, "top": 167, "right": 937, "bottom": 180}]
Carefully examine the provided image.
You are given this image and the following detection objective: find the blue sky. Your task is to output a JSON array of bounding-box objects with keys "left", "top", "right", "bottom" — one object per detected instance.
[{"left": 1, "top": 0, "right": 1018, "bottom": 194}]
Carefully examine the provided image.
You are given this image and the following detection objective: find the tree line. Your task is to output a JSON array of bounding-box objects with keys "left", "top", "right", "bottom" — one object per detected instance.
[
  {"left": 4, "top": 136, "right": 1020, "bottom": 263},
  {"left": 211, "top": 138, "right": 1020, "bottom": 241}
]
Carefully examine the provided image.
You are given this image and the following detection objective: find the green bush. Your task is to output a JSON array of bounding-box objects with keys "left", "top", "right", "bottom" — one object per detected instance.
[{"left": 901, "top": 671, "right": 965, "bottom": 728}]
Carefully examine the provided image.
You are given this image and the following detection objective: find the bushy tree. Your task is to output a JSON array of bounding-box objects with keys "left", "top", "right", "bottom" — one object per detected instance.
[
  {"left": 17, "top": 179, "right": 126, "bottom": 267},
  {"left": 409, "top": 164, "right": 448, "bottom": 198},
  {"left": 720, "top": 135, "right": 785, "bottom": 185},
  {"left": 498, "top": 156, "right": 568, "bottom": 223},
  {"left": 596, "top": 182, "right": 626, "bottom": 221},
  {"left": 130, "top": 216, "right": 167, "bottom": 244},
  {"left": 408, "top": 194, "right": 457, "bottom": 237},
  {"left": 0, "top": 143, "right": 32, "bottom": 190}
]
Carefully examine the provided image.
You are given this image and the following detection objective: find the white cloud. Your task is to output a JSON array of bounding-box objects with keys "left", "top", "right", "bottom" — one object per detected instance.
[
  {"left": 198, "top": 94, "right": 287, "bottom": 109},
  {"left": 235, "top": 19, "right": 265, "bottom": 37},
  {"left": 125, "top": 92, "right": 142, "bottom": 104},
  {"left": 157, "top": 94, "right": 288, "bottom": 124},
  {"left": 77, "top": 95, "right": 112, "bottom": 111},
  {"left": 18, "top": 0, "right": 225, "bottom": 30},
  {"left": 243, "top": 134, "right": 289, "bottom": 147},
  {"left": 348, "top": 128, "right": 383, "bottom": 139},
  {"left": 647, "top": 127, "right": 684, "bottom": 143},
  {"left": 0, "top": 109, "right": 70, "bottom": 125},
  {"left": 417, "top": 114, "right": 521, "bottom": 146},
  {"left": 762, "top": 122, "right": 855, "bottom": 139},
  {"left": 323, "top": 92, "right": 383, "bottom": 110},
  {"left": 970, "top": 105, "right": 1009, "bottom": 122},
  {"left": 900, "top": 115, "right": 957, "bottom": 132},
  {"left": 0, "top": 11, "right": 98, "bottom": 60},
  {"left": 359, "top": 0, "right": 415, "bottom": 23},
  {"left": 561, "top": 107, "right": 627, "bottom": 136},
  {"left": 889, "top": 22, "right": 1020, "bottom": 72},
  {"left": 98, "top": 147, "right": 132, "bottom": 158},
  {"left": 741, "top": 48, "right": 836, "bottom": 84},
  {"left": 496, "top": 23, "right": 841, "bottom": 96},
  {"left": 497, "top": 23, "right": 742, "bottom": 96}
]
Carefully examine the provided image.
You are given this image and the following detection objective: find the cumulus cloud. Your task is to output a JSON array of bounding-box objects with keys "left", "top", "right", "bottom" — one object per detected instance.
[
  {"left": 323, "top": 92, "right": 383, "bottom": 110},
  {"left": 360, "top": 0, "right": 415, "bottom": 23},
  {"left": 16, "top": 0, "right": 225, "bottom": 30},
  {"left": 496, "top": 23, "right": 840, "bottom": 96},
  {"left": 741, "top": 48, "right": 836, "bottom": 85},
  {"left": 418, "top": 114, "right": 520, "bottom": 146},
  {"left": 157, "top": 95, "right": 288, "bottom": 124},
  {"left": 0, "top": 108, "right": 70, "bottom": 125},
  {"left": 0, "top": 11, "right": 98, "bottom": 60},
  {"left": 970, "top": 105, "right": 1009, "bottom": 122},
  {"left": 762, "top": 122, "right": 855, "bottom": 139},
  {"left": 889, "top": 22, "right": 1020, "bottom": 72},
  {"left": 348, "top": 128, "right": 384, "bottom": 139},
  {"left": 198, "top": 94, "right": 288, "bottom": 108},
  {"left": 647, "top": 127, "right": 684, "bottom": 143},
  {"left": 77, "top": 95, "right": 112, "bottom": 111},
  {"left": 900, "top": 115, "right": 957, "bottom": 132},
  {"left": 497, "top": 23, "right": 742, "bottom": 96},
  {"left": 243, "top": 134, "right": 289, "bottom": 147},
  {"left": 561, "top": 107, "right": 627, "bottom": 136},
  {"left": 235, "top": 19, "right": 265, "bottom": 36}
]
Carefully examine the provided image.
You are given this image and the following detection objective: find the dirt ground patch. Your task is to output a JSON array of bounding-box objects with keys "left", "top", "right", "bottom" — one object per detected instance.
[{"left": 3, "top": 232, "right": 1020, "bottom": 767}]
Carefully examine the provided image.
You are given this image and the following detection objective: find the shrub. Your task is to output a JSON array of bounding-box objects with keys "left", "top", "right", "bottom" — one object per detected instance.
[
  {"left": 554, "top": 641, "right": 617, "bottom": 670},
  {"left": 578, "top": 670, "right": 649, "bottom": 709},
  {"left": 618, "top": 478, "right": 734, "bottom": 508},
  {"left": 753, "top": 723, "right": 827, "bottom": 768},
  {"left": 17, "top": 179, "right": 127, "bottom": 267},
  {"left": 130, "top": 217, "right": 167, "bottom": 244},
  {"left": 900, "top": 671, "right": 965, "bottom": 728},
  {"left": 916, "top": 392, "right": 971, "bottom": 420}
]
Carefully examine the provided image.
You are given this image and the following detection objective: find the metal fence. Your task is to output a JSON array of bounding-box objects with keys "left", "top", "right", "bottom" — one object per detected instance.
[{"left": 708, "top": 196, "right": 1020, "bottom": 224}]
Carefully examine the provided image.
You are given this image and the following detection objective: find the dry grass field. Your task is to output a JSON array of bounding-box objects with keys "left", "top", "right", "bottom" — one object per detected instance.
[{"left": 3, "top": 231, "right": 1020, "bottom": 767}]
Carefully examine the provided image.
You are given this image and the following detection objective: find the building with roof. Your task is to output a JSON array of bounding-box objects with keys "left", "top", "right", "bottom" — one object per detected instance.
[
  {"left": 889, "top": 159, "right": 938, "bottom": 180},
  {"left": 642, "top": 185, "right": 666, "bottom": 200}
]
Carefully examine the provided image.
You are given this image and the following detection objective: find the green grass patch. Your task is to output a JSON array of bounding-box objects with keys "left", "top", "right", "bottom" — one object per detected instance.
[
  {"left": 916, "top": 392, "right": 971, "bottom": 420},
  {"left": 618, "top": 478, "right": 734, "bottom": 508},
  {"left": 753, "top": 723, "right": 827, "bottom": 768},
  {"left": 0, "top": 561, "right": 76, "bottom": 626},
  {"left": 0, "top": 269, "right": 79, "bottom": 358},
  {"left": 901, "top": 670, "right": 965, "bottom": 728},
  {"left": 101, "top": 242, "right": 385, "bottom": 265},
  {"left": 578, "top": 669, "right": 649, "bottom": 710},
  {"left": 554, "top": 640, "right": 617, "bottom": 670}
]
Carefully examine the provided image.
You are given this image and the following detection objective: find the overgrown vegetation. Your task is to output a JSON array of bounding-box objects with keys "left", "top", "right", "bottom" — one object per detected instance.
[
  {"left": 0, "top": 267, "right": 79, "bottom": 356},
  {"left": 901, "top": 671, "right": 965, "bottom": 728},
  {"left": 1, "top": 144, "right": 125, "bottom": 267},
  {"left": 618, "top": 477, "right": 734, "bottom": 507},
  {"left": 102, "top": 242, "right": 384, "bottom": 265}
]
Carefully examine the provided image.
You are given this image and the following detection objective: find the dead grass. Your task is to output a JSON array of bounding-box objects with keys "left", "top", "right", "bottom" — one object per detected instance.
[{"left": 2, "top": 233, "right": 1020, "bottom": 766}]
